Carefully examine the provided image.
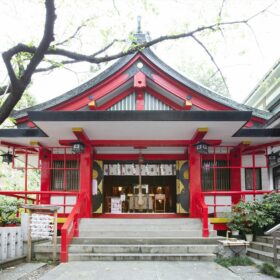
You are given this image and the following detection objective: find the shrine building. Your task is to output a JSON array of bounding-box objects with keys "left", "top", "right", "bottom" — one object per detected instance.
[{"left": 0, "top": 32, "right": 279, "bottom": 262}]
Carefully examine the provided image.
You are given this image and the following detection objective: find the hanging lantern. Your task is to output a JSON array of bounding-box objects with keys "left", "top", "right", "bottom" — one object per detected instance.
[
  {"left": 0, "top": 151, "right": 13, "bottom": 165},
  {"left": 193, "top": 141, "right": 209, "bottom": 154},
  {"left": 72, "top": 142, "right": 85, "bottom": 154},
  {"left": 268, "top": 151, "right": 278, "bottom": 166}
]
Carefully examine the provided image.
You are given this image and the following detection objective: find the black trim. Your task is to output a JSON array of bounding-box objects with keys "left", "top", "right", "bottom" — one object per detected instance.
[
  {"left": 233, "top": 128, "right": 280, "bottom": 137},
  {"left": 28, "top": 110, "right": 252, "bottom": 122},
  {"left": 11, "top": 53, "right": 136, "bottom": 119},
  {"left": 0, "top": 129, "right": 48, "bottom": 137},
  {"left": 266, "top": 111, "right": 280, "bottom": 128}
]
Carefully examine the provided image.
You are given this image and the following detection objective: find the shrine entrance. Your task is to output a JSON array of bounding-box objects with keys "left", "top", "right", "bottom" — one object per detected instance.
[
  {"left": 103, "top": 175, "right": 176, "bottom": 213},
  {"left": 92, "top": 160, "right": 190, "bottom": 215}
]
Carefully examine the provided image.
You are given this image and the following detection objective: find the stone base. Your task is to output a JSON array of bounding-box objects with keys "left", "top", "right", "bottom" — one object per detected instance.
[{"left": 217, "top": 240, "right": 249, "bottom": 258}]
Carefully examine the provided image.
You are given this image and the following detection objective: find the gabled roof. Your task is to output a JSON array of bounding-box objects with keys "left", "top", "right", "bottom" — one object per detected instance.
[
  {"left": 12, "top": 53, "right": 136, "bottom": 120},
  {"left": 12, "top": 47, "right": 272, "bottom": 121},
  {"left": 142, "top": 49, "right": 272, "bottom": 120}
]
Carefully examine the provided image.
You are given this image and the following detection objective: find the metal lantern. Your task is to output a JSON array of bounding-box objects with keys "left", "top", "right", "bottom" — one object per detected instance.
[
  {"left": 268, "top": 152, "right": 278, "bottom": 166},
  {"left": 72, "top": 142, "right": 85, "bottom": 154},
  {"left": 193, "top": 141, "right": 209, "bottom": 154},
  {"left": 0, "top": 151, "right": 13, "bottom": 165}
]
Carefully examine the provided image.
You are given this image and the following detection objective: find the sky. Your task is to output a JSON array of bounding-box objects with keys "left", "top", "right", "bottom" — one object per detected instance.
[{"left": 1, "top": 0, "right": 280, "bottom": 105}]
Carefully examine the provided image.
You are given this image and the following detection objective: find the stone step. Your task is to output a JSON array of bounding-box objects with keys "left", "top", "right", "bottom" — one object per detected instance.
[
  {"left": 60, "top": 236, "right": 223, "bottom": 245},
  {"left": 34, "top": 244, "right": 218, "bottom": 254},
  {"left": 79, "top": 218, "right": 202, "bottom": 226},
  {"left": 255, "top": 236, "right": 280, "bottom": 245},
  {"left": 247, "top": 248, "right": 280, "bottom": 264},
  {"left": 250, "top": 241, "right": 280, "bottom": 254},
  {"left": 79, "top": 224, "right": 204, "bottom": 230},
  {"left": 68, "top": 252, "right": 216, "bottom": 261},
  {"left": 78, "top": 229, "right": 217, "bottom": 238},
  {"left": 71, "top": 244, "right": 218, "bottom": 254}
]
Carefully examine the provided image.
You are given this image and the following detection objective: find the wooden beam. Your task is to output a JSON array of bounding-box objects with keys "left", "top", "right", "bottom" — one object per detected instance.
[
  {"left": 88, "top": 100, "right": 96, "bottom": 110},
  {"left": 191, "top": 128, "right": 208, "bottom": 144},
  {"left": 244, "top": 141, "right": 280, "bottom": 153},
  {"left": 59, "top": 139, "right": 222, "bottom": 147},
  {"left": 232, "top": 141, "right": 251, "bottom": 152},
  {"left": 94, "top": 153, "right": 187, "bottom": 161},
  {"left": 0, "top": 141, "right": 37, "bottom": 153},
  {"left": 29, "top": 141, "right": 45, "bottom": 147},
  {"left": 184, "top": 100, "right": 192, "bottom": 110},
  {"left": 72, "top": 128, "right": 91, "bottom": 146}
]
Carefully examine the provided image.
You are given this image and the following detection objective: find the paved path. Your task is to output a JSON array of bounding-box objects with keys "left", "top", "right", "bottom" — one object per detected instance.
[
  {"left": 39, "top": 261, "right": 241, "bottom": 280},
  {"left": 1, "top": 261, "right": 277, "bottom": 279},
  {"left": 0, "top": 263, "right": 46, "bottom": 280}
]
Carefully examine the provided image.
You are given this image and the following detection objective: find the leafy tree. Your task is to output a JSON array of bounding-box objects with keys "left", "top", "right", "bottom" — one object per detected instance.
[{"left": 0, "top": 0, "right": 276, "bottom": 124}]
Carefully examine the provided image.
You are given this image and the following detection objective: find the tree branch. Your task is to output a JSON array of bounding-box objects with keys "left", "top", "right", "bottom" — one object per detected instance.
[
  {"left": 191, "top": 34, "right": 230, "bottom": 95},
  {"left": 0, "top": 0, "right": 56, "bottom": 124},
  {"left": 0, "top": 1, "right": 275, "bottom": 124},
  {"left": 218, "top": 0, "right": 226, "bottom": 20},
  {"left": 21, "top": 0, "right": 56, "bottom": 84},
  {"left": 53, "top": 18, "right": 93, "bottom": 47},
  {"left": 246, "top": 1, "right": 276, "bottom": 22}
]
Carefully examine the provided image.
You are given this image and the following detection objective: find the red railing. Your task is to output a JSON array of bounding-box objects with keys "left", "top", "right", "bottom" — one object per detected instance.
[
  {"left": 60, "top": 192, "right": 85, "bottom": 262},
  {"left": 0, "top": 191, "right": 79, "bottom": 215},
  {"left": 195, "top": 194, "right": 209, "bottom": 237}
]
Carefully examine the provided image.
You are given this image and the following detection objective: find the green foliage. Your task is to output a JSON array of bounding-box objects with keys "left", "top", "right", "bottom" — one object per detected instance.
[
  {"left": 228, "top": 196, "right": 277, "bottom": 234},
  {"left": 262, "top": 193, "right": 280, "bottom": 225},
  {"left": 215, "top": 256, "right": 255, "bottom": 268},
  {"left": 259, "top": 262, "right": 280, "bottom": 278},
  {"left": 15, "top": 91, "right": 36, "bottom": 110},
  {"left": 0, "top": 199, "right": 21, "bottom": 225}
]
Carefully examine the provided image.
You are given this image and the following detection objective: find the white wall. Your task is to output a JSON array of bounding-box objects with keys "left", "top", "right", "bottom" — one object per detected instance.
[{"left": 50, "top": 195, "right": 77, "bottom": 213}]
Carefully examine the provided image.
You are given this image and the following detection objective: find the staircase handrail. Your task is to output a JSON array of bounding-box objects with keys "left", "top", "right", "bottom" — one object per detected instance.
[
  {"left": 265, "top": 223, "right": 280, "bottom": 265},
  {"left": 196, "top": 194, "right": 209, "bottom": 237},
  {"left": 60, "top": 192, "right": 85, "bottom": 262},
  {"left": 265, "top": 224, "right": 280, "bottom": 235}
]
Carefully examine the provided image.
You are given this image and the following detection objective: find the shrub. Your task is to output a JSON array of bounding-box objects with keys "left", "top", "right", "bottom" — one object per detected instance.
[
  {"left": 0, "top": 200, "right": 21, "bottom": 225},
  {"left": 259, "top": 262, "right": 280, "bottom": 278},
  {"left": 227, "top": 196, "right": 276, "bottom": 234},
  {"left": 215, "top": 256, "right": 255, "bottom": 268},
  {"left": 262, "top": 193, "right": 280, "bottom": 225}
]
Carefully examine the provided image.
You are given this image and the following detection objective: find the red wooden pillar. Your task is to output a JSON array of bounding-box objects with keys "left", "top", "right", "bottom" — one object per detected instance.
[
  {"left": 189, "top": 145, "right": 202, "bottom": 218},
  {"left": 79, "top": 146, "right": 92, "bottom": 218},
  {"left": 230, "top": 148, "right": 242, "bottom": 204},
  {"left": 39, "top": 148, "right": 51, "bottom": 204}
]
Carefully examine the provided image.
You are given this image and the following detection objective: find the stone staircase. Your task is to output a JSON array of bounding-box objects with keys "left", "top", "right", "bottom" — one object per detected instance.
[
  {"left": 34, "top": 218, "right": 222, "bottom": 261},
  {"left": 247, "top": 236, "right": 280, "bottom": 264}
]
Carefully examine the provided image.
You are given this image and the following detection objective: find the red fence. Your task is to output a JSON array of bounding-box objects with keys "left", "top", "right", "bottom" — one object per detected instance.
[
  {"left": 202, "top": 190, "right": 279, "bottom": 217},
  {"left": 60, "top": 192, "right": 85, "bottom": 262},
  {"left": 0, "top": 191, "right": 79, "bottom": 215}
]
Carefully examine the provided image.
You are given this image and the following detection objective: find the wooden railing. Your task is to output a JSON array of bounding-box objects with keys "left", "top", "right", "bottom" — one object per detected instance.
[
  {"left": 202, "top": 190, "right": 279, "bottom": 217},
  {"left": 60, "top": 192, "right": 85, "bottom": 262},
  {"left": 0, "top": 191, "right": 78, "bottom": 215},
  {"left": 196, "top": 195, "right": 209, "bottom": 237},
  {"left": 265, "top": 224, "right": 280, "bottom": 265}
]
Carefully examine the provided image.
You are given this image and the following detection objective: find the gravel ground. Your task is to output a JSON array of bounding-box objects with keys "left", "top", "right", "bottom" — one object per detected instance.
[{"left": 18, "top": 264, "right": 57, "bottom": 280}]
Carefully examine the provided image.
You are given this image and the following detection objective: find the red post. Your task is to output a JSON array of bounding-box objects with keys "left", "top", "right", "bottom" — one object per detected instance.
[
  {"left": 230, "top": 148, "right": 242, "bottom": 204},
  {"left": 39, "top": 148, "right": 51, "bottom": 204},
  {"left": 189, "top": 145, "right": 202, "bottom": 218},
  {"left": 79, "top": 146, "right": 92, "bottom": 217},
  {"left": 60, "top": 228, "right": 68, "bottom": 262}
]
